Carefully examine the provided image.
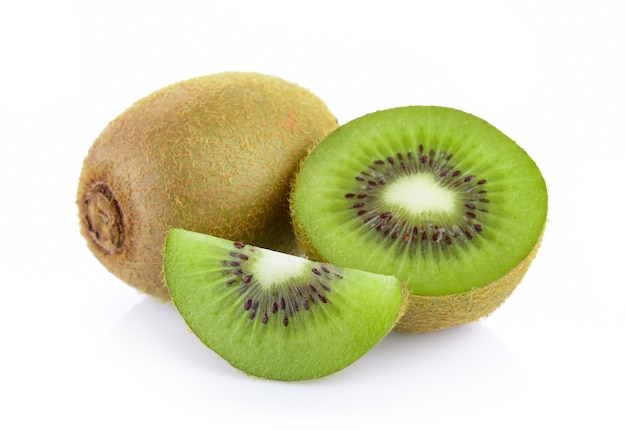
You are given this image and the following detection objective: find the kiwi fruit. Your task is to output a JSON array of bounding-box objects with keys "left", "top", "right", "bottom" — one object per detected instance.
[
  {"left": 76, "top": 72, "right": 337, "bottom": 299},
  {"left": 290, "top": 106, "right": 548, "bottom": 333},
  {"left": 163, "top": 228, "right": 407, "bottom": 381}
]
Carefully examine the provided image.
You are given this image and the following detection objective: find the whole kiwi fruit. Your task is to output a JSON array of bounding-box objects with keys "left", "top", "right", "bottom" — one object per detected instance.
[
  {"left": 290, "top": 106, "right": 548, "bottom": 333},
  {"left": 77, "top": 72, "right": 338, "bottom": 299}
]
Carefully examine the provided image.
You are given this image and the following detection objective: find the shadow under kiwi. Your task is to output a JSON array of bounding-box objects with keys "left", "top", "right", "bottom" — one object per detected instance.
[
  {"left": 320, "top": 321, "right": 523, "bottom": 404},
  {"left": 106, "top": 296, "right": 521, "bottom": 404},
  {"left": 105, "top": 296, "right": 232, "bottom": 373}
]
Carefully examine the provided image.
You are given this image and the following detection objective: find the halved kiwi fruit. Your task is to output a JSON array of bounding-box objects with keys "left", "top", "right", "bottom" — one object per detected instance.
[
  {"left": 76, "top": 72, "right": 337, "bottom": 298},
  {"left": 164, "top": 228, "right": 407, "bottom": 381},
  {"left": 290, "top": 106, "right": 548, "bottom": 333}
]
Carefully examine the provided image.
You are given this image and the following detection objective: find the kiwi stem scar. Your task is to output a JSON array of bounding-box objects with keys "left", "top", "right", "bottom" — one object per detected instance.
[{"left": 83, "top": 182, "right": 125, "bottom": 253}]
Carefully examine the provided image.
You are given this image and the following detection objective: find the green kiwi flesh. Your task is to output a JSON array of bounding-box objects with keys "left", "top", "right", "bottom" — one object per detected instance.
[
  {"left": 164, "top": 228, "right": 407, "bottom": 381},
  {"left": 76, "top": 72, "right": 337, "bottom": 299},
  {"left": 290, "top": 106, "right": 548, "bottom": 333}
]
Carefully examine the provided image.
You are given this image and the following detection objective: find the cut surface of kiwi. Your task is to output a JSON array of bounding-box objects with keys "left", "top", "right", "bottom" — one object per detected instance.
[
  {"left": 164, "top": 228, "right": 407, "bottom": 381},
  {"left": 76, "top": 72, "right": 337, "bottom": 298},
  {"left": 290, "top": 106, "right": 548, "bottom": 332}
]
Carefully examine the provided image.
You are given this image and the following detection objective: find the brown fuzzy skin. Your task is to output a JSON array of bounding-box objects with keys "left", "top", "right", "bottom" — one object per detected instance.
[
  {"left": 290, "top": 191, "right": 545, "bottom": 333},
  {"left": 77, "top": 72, "right": 338, "bottom": 298},
  {"left": 393, "top": 234, "right": 544, "bottom": 333}
]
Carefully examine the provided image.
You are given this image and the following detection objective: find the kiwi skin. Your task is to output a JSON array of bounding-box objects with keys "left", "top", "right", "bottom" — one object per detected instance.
[
  {"left": 393, "top": 232, "right": 544, "bottom": 333},
  {"left": 77, "top": 72, "right": 338, "bottom": 299}
]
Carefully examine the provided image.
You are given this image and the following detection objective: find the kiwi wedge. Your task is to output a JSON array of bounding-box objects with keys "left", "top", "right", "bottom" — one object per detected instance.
[
  {"left": 76, "top": 72, "right": 337, "bottom": 299},
  {"left": 290, "top": 106, "right": 548, "bottom": 333},
  {"left": 164, "top": 228, "right": 407, "bottom": 381}
]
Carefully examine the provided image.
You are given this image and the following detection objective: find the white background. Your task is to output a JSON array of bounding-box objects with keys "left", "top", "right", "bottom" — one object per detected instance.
[{"left": 1, "top": 1, "right": 624, "bottom": 428}]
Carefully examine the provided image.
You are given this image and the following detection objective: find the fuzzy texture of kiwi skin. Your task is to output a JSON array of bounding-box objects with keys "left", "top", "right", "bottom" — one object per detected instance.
[
  {"left": 77, "top": 72, "right": 338, "bottom": 299},
  {"left": 393, "top": 232, "right": 544, "bottom": 333}
]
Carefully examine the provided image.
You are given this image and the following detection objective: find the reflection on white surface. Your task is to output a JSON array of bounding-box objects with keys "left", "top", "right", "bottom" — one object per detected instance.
[{"left": 103, "top": 296, "right": 522, "bottom": 423}]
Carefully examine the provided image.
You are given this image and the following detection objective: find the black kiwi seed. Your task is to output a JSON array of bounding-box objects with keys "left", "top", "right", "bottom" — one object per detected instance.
[
  {"left": 344, "top": 146, "right": 489, "bottom": 254},
  {"left": 220, "top": 243, "right": 336, "bottom": 327}
]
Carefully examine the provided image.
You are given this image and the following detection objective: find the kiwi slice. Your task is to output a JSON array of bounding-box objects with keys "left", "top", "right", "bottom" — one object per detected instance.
[
  {"left": 76, "top": 72, "right": 337, "bottom": 298},
  {"left": 290, "top": 106, "right": 548, "bottom": 333},
  {"left": 164, "top": 228, "right": 407, "bottom": 381}
]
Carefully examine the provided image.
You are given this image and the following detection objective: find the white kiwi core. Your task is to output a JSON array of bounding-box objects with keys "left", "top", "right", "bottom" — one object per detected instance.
[
  {"left": 382, "top": 174, "right": 457, "bottom": 220},
  {"left": 252, "top": 249, "right": 309, "bottom": 289}
]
